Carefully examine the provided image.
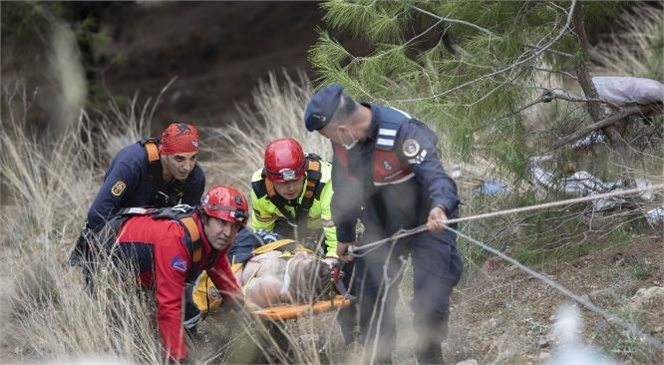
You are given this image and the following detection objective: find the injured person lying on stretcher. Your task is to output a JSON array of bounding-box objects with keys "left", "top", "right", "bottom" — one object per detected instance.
[{"left": 191, "top": 229, "right": 336, "bottom": 314}]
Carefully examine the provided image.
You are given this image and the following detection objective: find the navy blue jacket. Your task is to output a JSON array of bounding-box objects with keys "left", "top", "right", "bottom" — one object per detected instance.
[
  {"left": 87, "top": 142, "right": 205, "bottom": 230},
  {"left": 331, "top": 103, "right": 459, "bottom": 243}
]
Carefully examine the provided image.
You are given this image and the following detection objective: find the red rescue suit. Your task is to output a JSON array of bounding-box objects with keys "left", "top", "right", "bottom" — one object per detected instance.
[{"left": 114, "top": 212, "right": 240, "bottom": 362}]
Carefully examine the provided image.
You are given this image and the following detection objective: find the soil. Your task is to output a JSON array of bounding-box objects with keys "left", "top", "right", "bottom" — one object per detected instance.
[
  {"left": 93, "top": 1, "right": 327, "bottom": 129},
  {"left": 1, "top": 1, "right": 369, "bottom": 134},
  {"left": 448, "top": 236, "right": 664, "bottom": 364},
  {"left": 2, "top": 3, "right": 662, "bottom": 364},
  {"left": 191, "top": 234, "right": 664, "bottom": 365}
]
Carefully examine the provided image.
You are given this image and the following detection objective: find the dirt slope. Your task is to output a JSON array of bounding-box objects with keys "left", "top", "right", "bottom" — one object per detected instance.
[{"left": 449, "top": 237, "right": 664, "bottom": 364}]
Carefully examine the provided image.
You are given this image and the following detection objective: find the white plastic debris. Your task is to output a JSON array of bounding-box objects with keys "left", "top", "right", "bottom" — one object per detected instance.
[
  {"left": 646, "top": 206, "right": 664, "bottom": 225},
  {"left": 530, "top": 156, "right": 656, "bottom": 212},
  {"left": 635, "top": 178, "right": 655, "bottom": 201},
  {"left": 593, "top": 76, "right": 664, "bottom": 105},
  {"left": 560, "top": 171, "right": 621, "bottom": 197},
  {"left": 572, "top": 131, "right": 606, "bottom": 148}
]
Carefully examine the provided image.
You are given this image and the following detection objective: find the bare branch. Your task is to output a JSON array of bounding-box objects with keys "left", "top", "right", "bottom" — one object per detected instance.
[
  {"left": 541, "top": 89, "right": 622, "bottom": 110},
  {"left": 551, "top": 104, "right": 663, "bottom": 150},
  {"left": 410, "top": 5, "right": 496, "bottom": 36}
]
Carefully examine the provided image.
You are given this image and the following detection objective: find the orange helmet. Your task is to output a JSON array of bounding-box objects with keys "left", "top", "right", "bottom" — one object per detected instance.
[
  {"left": 200, "top": 185, "right": 248, "bottom": 225},
  {"left": 264, "top": 138, "right": 306, "bottom": 182}
]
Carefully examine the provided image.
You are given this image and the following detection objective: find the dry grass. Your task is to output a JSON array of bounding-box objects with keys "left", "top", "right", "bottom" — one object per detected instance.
[
  {"left": 590, "top": 4, "right": 664, "bottom": 78},
  {"left": 201, "top": 71, "right": 331, "bottom": 194},
  {"left": 0, "top": 72, "right": 358, "bottom": 364},
  {"left": 1, "top": 5, "right": 663, "bottom": 362}
]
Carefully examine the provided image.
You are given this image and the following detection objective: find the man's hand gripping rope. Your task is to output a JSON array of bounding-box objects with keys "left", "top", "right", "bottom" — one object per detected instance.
[{"left": 346, "top": 183, "right": 664, "bottom": 257}]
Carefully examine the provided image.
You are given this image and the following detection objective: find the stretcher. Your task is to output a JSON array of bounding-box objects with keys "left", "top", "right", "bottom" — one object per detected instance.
[
  {"left": 192, "top": 238, "right": 352, "bottom": 320},
  {"left": 249, "top": 294, "right": 351, "bottom": 321}
]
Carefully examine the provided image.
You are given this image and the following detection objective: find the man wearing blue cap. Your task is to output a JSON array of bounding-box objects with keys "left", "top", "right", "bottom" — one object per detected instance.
[{"left": 304, "top": 84, "right": 463, "bottom": 364}]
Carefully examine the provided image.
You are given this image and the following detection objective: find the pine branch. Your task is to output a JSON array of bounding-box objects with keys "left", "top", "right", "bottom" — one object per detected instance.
[
  {"left": 410, "top": 5, "right": 496, "bottom": 36},
  {"left": 393, "top": 0, "right": 578, "bottom": 103}
]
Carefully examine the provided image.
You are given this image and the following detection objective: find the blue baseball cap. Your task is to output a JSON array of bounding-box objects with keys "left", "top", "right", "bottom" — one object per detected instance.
[{"left": 304, "top": 84, "right": 344, "bottom": 131}]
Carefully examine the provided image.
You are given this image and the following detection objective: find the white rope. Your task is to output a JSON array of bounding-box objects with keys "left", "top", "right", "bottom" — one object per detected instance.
[
  {"left": 447, "top": 225, "right": 664, "bottom": 351},
  {"left": 350, "top": 183, "right": 664, "bottom": 255},
  {"left": 345, "top": 182, "right": 664, "bottom": 350}
]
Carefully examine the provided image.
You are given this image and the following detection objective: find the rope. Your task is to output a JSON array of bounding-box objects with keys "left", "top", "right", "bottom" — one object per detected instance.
[
  {"left": 345, "top": 182, "right": 664, "bottom": 350},
  {"left": 349, "top": 183, "right": 664, "bottom": 255},
  {"left": 447, "top": 225, "right": 664, "bottom": 351}
]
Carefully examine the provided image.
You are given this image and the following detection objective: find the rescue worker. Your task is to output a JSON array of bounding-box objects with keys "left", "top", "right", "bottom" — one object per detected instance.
[
  {"left": 88, "top": 122, "right": 205, "bottom": 231},
  {"left": 84, "top": 185, "right": 247, "bottom": 364},
  {"left": 250, "top": 137, "right": 338, "bottom": 265},
  {"left": 304, "top": 84, "right": 463, "bottom": 364},
  {"left": 70, "top": 122, "right": 205, "bottom": 265}
]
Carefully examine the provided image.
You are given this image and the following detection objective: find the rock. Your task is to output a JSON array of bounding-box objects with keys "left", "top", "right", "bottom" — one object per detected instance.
[{"left": 628, "top": 286, "right": 664, "bottom": 311}]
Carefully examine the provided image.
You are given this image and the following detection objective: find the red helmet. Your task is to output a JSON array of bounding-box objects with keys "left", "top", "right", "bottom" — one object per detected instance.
[
  {"left": 264, "top": 138, "right": 306, "bottom": 182},
  {"left": 200, "top": 185, "right": 248, "bottom": 225}
]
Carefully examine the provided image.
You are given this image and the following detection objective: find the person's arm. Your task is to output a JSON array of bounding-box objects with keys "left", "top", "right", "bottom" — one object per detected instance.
[
  {"left": 208, "top": 254, "right": 243, "bottom": 308},
  {"left": 181, "top": 162, "right": 206, "bottom": 206},
  {"left": 249, "top": 191, "right": 277, "bottom": 231},
  {"left": 318, "top": 180, "right": 338, "bottom": 258},
  {"left": 397, "top": 120, "right": 460, "bottom": 228},
  {"left": 153, "top": 228, "right": 191, "bottom": 362},
  {"left": 330, "top": 147, "right": 361, "bottom": 244},
  {"left": 87, "top": 150, "right": 143, "bottom": 230}
]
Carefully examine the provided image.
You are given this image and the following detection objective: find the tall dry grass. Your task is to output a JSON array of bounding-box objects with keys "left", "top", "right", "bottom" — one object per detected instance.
[
  {"left": 201, "top": 71, "right": 332, "bottom": 192},
  {"left": 0, "top": 87, "right": 167, "bottom": 363},
  {"left": 0, "top": 71, "right": 361, "bottom": 364},
  {"left": 2, "top": 5, "right": 662, "bottom": 364}
]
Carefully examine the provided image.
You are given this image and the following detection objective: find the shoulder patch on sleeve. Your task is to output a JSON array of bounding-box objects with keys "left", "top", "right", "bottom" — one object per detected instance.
[
  {"left": 111, "top": 180, "right": 127, "bottom": 197},
  {"left": 407, "top": 149, "right": 428, "bottom": 164},
  {"left": 171, "top": 256, "right": 188, "bottom": 272},
  {"left": 402, "top": 139, "right": 421, "bottom": 158}
]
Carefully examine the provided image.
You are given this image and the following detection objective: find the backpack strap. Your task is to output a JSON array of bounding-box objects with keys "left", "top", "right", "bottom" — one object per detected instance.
[
  {"left": 293, "top": 155, "right": 324, "bottom": 234},
  {"left": 180, "top": 216, "right": 202, "bottom": 264},
  {"left": 139, "top": 138, "right": 175, "bottom": 207},
  {"left": 119, "top": 205, "right": 203, "bottom": 276},
  {"left": 143, "top": 139, "right": 160, "bottom": 163},
  {"left": 299, "top": 155, "right": 323, "bottom": 212},
  {"left": 139, "top": 138, "right": 161, "bottom": 173}
]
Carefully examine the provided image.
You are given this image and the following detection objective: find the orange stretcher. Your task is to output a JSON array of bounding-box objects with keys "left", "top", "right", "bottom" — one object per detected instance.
[{"left": 250, "top": 295, "right": 352, "bottom": 321}]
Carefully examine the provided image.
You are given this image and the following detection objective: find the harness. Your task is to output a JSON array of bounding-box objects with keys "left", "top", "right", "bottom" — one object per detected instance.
[
  {"left": 139, "top": 138, "right": 185, "bottom": 207},
  {"left": 112, "top": 204, "right": 203, "bottom": 280},
  {"left": 252, "top": 154, "right": 326, "bottom": 240}
]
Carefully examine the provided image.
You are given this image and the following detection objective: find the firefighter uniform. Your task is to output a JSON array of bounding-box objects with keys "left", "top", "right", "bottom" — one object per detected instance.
[
  {"left": 305, "top": 85, "right": 463, "bottom": 364},
  {"left": 89, "top": 210, "right": 241, "bottom": 363},
  {"left": 249, "top": 158, "right": 339, "bottom": 257},
  {"left": 87, "top": 141, "right": 205, "bottom": 231}
]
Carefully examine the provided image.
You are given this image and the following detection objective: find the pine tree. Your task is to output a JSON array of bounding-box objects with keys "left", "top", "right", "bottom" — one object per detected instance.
[{"left": 308, "top": 0, "right": 628, "bottom": 179}]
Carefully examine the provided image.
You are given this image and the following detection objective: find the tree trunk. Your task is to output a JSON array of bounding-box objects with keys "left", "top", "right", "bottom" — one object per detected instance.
[{"left": 571, "top": 1, "right": 626, "bottom": 149}]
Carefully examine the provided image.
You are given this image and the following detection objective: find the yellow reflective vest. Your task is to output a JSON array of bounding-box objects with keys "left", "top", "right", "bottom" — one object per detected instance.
[{"left": 249, "top": 156, "right": 338, "bottom": 258}]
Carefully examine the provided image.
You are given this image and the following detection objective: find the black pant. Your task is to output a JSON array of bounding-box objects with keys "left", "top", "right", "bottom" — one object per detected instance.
[{"left": 338, "top": 180, "right": 463, "bottom": 364}]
